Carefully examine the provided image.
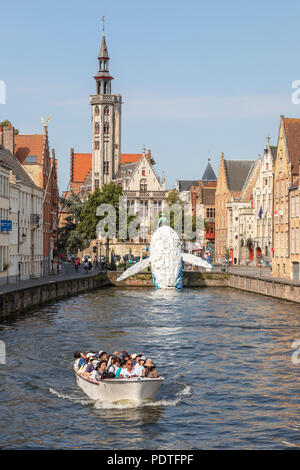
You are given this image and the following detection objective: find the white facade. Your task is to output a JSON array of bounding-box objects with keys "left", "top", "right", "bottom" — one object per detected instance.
[
  {"left": 253, "top": 139, "right": 275, "bottom": 261},
  {"left": 0, "top": 162, "right": 10, "bottom": 284},
  {"left": 18, "top": 181, "right": 43, "bottom": 280},
  {"left": 120, "top": 153, "right": 167, "bottom": 243}
]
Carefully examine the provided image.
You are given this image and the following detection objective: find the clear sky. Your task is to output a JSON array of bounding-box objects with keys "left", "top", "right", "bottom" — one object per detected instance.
[{"left": 1, "top": 0, "right": 300, "bottom": 192}]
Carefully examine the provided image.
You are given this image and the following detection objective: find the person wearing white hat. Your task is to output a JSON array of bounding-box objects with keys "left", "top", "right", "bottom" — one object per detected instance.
[{"left": 134, "top": 356, "right": 146, "bottom": 376}]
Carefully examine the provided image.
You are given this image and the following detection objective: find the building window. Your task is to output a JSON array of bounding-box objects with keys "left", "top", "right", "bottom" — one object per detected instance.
[
  {"left": 95, "top": 123, "right": 100, "bottom": 134},
  {"left": 104, "top": 106, "right": 109, "bottom": 116},
  {"left": 95, "top": 106, "right": 100, "bottom": 116},
  {"left": 95, "top": 141, "right": 100, "bottom": 150},
  {"left": 25, "top": 155, "right": 37, "bottom": 163},
  {"left": 104, "top": 162, "right": 109, "bottom": 175},
  {"left": 104, "top": 123, "right": 109, "bottom": 134},
  {"left": 95, "top": 179, "right": 99, "bottom": 188},
  {"left": 140, "top": 178, "right": 147, "bottom": 192}
]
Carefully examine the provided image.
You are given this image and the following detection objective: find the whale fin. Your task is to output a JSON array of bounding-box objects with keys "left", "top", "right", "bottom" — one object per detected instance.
[
  {"left": 116, "top": 257, "right": 151, "bottom": 282},
  {"left": 182, "top": 253, "right": 213, "bottom": 271}
]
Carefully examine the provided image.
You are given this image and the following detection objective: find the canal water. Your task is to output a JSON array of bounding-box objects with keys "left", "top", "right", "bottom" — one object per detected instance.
[{"left": 0, "top": 287, "right": 300, "bottom": 449}]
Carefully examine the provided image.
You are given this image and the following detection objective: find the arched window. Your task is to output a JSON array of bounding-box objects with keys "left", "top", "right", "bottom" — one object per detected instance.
[
  {"left": 104, "top": 123, "right": 109, "bottom": 134},
  {"left": 104, "top": 81, "right": 107, "bottom": 94},
  {"left": 95, "top": 141, "right": 100, "bottom": 149},
  {"left": 95, "top": 123, "right": 99, "bottom": 134},
  {"left": 95, "top": 106, "right": 100, "bottom": 116},
  {"left": 104, "top": 106, "right": 109, "bottom": 116},
  {"left": 140, "top": 178, "right": 147, "bottom": 192}
]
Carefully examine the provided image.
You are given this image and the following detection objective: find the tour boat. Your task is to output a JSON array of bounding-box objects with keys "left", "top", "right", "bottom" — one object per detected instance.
[{"left": 74, "top": 369, "right": 164, "bottom": 402}]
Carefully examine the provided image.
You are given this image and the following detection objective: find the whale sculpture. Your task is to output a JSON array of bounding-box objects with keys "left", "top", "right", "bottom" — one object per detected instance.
[{"left": 117, "top": 224, "right": 213, "bottom": 289}]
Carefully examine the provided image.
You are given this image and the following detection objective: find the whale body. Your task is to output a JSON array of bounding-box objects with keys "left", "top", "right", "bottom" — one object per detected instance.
[{"left": 116, "top": 225, "right": 213, "bottom": 289}]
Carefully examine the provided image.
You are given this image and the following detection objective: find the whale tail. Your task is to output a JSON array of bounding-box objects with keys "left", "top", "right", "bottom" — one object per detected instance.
[
  {"left": 116, "top": 257, "right": 151, "bottom": 282},
  {"left": 182, "top": 253, "right": 213, "bottom": 271}
]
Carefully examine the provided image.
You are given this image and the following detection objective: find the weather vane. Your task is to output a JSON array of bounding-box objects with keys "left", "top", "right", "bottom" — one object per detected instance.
[
  {"left": 41, "top": 116, "right": 50, "bottom": 126},
  {"left": 102, "top": 16, "right": 105, "bottom": 32}
]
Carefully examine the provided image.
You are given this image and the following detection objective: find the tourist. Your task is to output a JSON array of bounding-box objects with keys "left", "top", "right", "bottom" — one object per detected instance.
[
  {"left": 95, "top": 360, "right": 109, "bottom": 380},
  {"left": 74, "top": 257, "right": 80, "bottom": 272},
  {"left": 73, "top": 351, "right": 81, "bottom": 369},
  {"left": 99, "top": 351, "right": 108, "bottom": 362},
  {"left": 90, "top": 363, "right": 100, "bottom": 381},
  {"left": 107, "top": 355, "right": 118, "bottom": 374},
  {"left": 134, "top": 356, "right": 146, "bottom": 376},
  {"left": 115, "top": 359, "right": 127, "bottom": 378},
  {"left": 84, "top": 260, "right": 89, "bottom": 274},
  {"left": 142, "top": 358, "right": 158, "bottom": 378},
  {"left": 81, "top": 354, "right": 96, "bottom": 376},
  {"left": 77, "top": 351, "right": 88, "bottom": 371},
  {"left": 119, "top": 359, "right": 138, "bottom": 378},
  {"left": 58, "top": 258, "right": 63, "bottom": 275}
]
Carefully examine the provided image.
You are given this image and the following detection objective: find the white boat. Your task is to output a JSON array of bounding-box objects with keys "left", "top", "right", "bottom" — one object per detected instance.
[{"left": 74, "top": 369, "right": 164, "bottom": 402}]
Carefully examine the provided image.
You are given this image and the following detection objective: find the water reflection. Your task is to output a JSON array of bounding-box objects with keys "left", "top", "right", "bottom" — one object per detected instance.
[{"left": 1, "top": 287, "right": 300, "bottom": 449}]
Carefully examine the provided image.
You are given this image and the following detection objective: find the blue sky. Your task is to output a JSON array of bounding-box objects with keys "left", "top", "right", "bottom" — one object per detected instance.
[{"left": 1, "top": 0, "right": 300, "bottom": 192}]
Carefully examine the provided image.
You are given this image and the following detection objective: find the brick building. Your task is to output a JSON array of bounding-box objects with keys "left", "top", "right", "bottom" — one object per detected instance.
[
  {"left": 215, "top": 153, "right": 255, "bottom": 262},
  {"left": 14, "top": 125, "right": 58, "bottom": 274},
  {"left": 273, "top": 116, "right": 300, "bottom": 279}
]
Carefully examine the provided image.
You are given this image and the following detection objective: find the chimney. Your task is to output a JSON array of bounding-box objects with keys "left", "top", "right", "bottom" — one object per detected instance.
[{"left": 3, "top": 125, "right": 15, "bottom": 153}]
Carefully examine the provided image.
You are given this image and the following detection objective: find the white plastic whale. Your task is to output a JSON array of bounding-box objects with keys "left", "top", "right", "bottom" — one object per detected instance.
[{"left": 116, "top": 225, "right": 212, "bottom": 289}]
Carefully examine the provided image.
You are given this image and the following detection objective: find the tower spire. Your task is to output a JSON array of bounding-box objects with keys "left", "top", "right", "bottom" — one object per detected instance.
[{"left": 94, "top": 18, "right": 113, "bottom": 95}]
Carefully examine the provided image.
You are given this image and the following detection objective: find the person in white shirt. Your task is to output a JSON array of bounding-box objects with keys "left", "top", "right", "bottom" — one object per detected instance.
[
  {"left": 120, "top": 359, "right": 138, "bottom": 378},
  {"left": 134, "top": 356, "right": 146, "bottom": 376}
]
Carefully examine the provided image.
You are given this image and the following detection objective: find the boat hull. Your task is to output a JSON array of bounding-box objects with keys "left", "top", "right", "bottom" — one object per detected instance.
[{"left": 75, "top": 372, "right": 163, "bottom": 402}]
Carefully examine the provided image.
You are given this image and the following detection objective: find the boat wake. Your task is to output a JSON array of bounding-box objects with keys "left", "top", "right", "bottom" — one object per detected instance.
[
  {"left": 49, "top": 384, "right": 192, "bottom": 410},
  {"left": 93, "top": 384, "right": 192, "bottom": 410},
  {"left": 49, "top": 387, "right": 93, "bottom": 405}
]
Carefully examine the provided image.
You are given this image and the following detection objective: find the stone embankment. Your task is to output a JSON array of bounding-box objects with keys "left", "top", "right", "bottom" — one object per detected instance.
[{"left": 1, "top": 270, "right": 299, "bottom": 319}]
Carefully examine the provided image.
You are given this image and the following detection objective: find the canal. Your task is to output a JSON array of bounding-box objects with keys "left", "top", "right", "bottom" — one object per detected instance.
[{"left": 0, "top": 287, "right": 300, "bottom": 449}]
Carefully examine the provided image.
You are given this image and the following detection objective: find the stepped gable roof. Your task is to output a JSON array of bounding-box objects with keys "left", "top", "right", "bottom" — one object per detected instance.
[
  {"left": 71, "top": 153, "right": 92, "bottom": 183},
  {"left": 201, "top": 159, "right": 217, "bottom": 181},
  {"left": 224, "top": 160, "right": 255, "bottom": 192},
  {"left": 284, "top": 117, "right": 300, "bottom": 175},
  {"left": 0, "top": 148, "right": 39, "bottom": 188},
  {"left": 14, "top": 134, "right": 46, "bottom": 164}
]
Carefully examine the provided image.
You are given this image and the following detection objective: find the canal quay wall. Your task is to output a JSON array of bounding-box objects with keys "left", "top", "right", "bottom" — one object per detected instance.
[
  {"left": 1, "top": 271, "right": 300, "bottom": 319},
  {"left": 228, "top": 273, "right": 300, "bottom": 304},
  {"left": 0, "top": 272, "right": 111, "bottom": 319}
]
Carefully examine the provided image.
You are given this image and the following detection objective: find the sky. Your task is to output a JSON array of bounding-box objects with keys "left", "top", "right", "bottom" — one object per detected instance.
[{"left": 1, "top": 0, "right": 300, "bottom": 192}]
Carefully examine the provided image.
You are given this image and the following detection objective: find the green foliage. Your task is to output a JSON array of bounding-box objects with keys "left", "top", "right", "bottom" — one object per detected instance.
[
  {"left": 65, "top": 230, "right": 85, "bottom": 252},
  {"left": 0, "top": 120, "right": 19, "bottom": 134}
]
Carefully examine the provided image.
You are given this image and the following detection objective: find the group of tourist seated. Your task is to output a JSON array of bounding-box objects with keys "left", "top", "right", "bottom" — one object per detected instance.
[{"left": 73, "top": 350, "right": 159, "bottom": 381}]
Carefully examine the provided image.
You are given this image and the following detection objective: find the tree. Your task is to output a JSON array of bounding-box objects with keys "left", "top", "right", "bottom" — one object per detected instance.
[
  {"left": 66, "top": 230, "right": 85, "bottom": 253},
  {"left": 0, "top": 120, "right": 19, "bottom": 134}
]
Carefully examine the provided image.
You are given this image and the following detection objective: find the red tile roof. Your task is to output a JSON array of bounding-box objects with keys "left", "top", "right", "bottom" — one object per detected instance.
[
  {"left": 121, "top": 152, "right": 151, "bottom": 164},
  {"left": 70, "top": 150, "right": 152, "bottom": 183},
  {"left": 71, "top": 153, "right": 92, "bottom": 183},
  {"left": 14, "top": 134, "right": 46, "bottom": 164},
  {"left": 284, "top": 118, "right": 300, "bottom": 175}
]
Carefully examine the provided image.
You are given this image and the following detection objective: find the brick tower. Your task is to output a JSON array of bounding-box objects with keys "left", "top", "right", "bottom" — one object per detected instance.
[{"left": 90, "top": 20, "right": 122, "bottom": 190}]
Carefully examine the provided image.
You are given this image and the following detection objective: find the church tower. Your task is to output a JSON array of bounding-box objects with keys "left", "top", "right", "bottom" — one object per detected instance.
[{"left": 90, "top": 20, "right": 122, "bottom": 190}]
